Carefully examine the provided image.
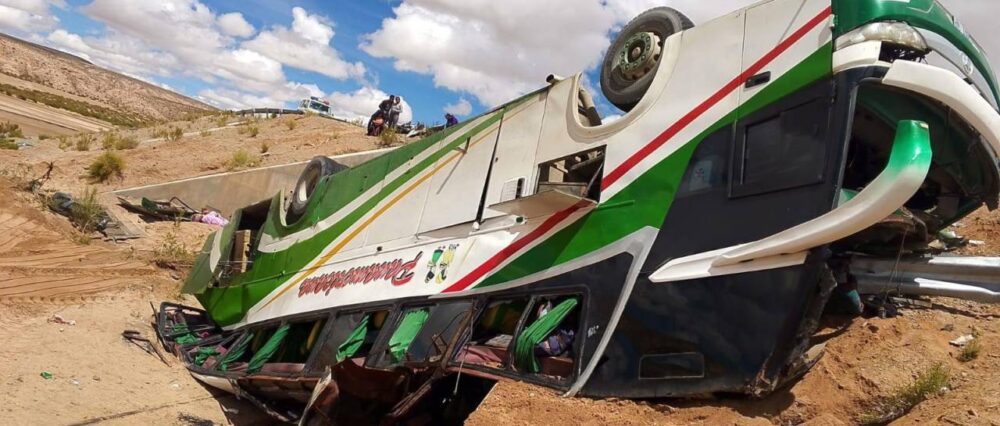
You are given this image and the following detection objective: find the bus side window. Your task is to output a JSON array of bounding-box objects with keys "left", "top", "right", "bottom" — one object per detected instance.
[
  {"left": 308, "top": 309, "right": 389, "bottom": 371},
  {"left": 455, "top": 298, "right": 530, "bottom": 369},
  {"left": 730, "top": 82, "right": 833, "bottom": 198},
  {"left": 402, "top": 301, "right": 474, "bottom": 364},
  {"left": 513, "top": 295, "right": 581, "bottom": 380}
]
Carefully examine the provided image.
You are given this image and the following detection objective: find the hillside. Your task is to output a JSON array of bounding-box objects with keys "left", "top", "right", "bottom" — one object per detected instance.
[{"left": 0, "top": 33, "right": 214, "bottom": 127}]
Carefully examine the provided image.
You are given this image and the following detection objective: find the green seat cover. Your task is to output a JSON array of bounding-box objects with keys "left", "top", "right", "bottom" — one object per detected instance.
[
  {"left": 387, "top": 309, "right": 430, "bottom": 362},
  {"left": 247, "top": 324, "right": 291, "bottom": 373},
  {"left": 514, "top": 298, "right": 579, "bottom": 373}
]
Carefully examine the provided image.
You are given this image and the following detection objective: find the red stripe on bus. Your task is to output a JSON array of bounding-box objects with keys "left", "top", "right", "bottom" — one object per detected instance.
[
  {"left": 444, "top": 6, "right": 832, "bottom": 293},
  {"left": 601, "top": 6, "right": 833, "bottom": 190},
  {"left": 443, "top": 200, "right": 591, "bottom": 293}
]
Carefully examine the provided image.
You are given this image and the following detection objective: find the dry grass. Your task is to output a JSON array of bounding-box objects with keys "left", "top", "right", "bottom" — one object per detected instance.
[
  {"left": 99, "top": 132, "right": 139, "bottom": 150},
  {"left": 56, "top": 135, "right": 71, "bottom": 150},
  {"left": 285, "top": 119, "right": 297, "bottom": 131},
  {"left": 55, "top": 187, "right": 104, "bottom": 244},
  {"left": 86, "top": 151, "right": 125, "bottom": 183},
  {"left": 958, "top": 339, "right": 981, "bottom": 362},
  {"left": 226, "top": 149, "right": 260, "bottom": 171},
  {"left": 152, "top": 222, "right": 195, "bottom": 268},
  {"left": 378, "top": 129, "right": 400, "bottom": 147},
  {"left": 858, "top": 363, "right": 950, "bottom": 425},
  {"left": 153, "top": 126, "right": 184, "bottom": 141},
  {"left": 75, "top": 134, "right": 95, "bottom": 151},
  {"left": 1, "top": 121, "right": 23, "bottom": 138}
]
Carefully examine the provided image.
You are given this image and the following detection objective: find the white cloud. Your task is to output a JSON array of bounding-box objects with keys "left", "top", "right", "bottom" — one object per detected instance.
[
  {"left": 243, "top": 7, "right": 365, "bottom": 81},
  {"left": 360, "top": 0, "right": 766, "bottom": 107},
  {"left": 34, "top": 1, "right": 377, "bottom": 112},
  {"left": 362, "top": 1, "right": 616, "bottom": 107},
  {"left": 0, "top": 0, "right": 62, "bottom": 33},
  {"left": 326, "top": 86, "right": 413, "bottom": 124},
  {"left": 443, "top": 98, "right": 471, "bottom": 116},
  {"left": 217, "top": 12, "right": 254, "bottom": 38},
  {"left": 46, "top": 29, "right": 179, "bottom": 76}
]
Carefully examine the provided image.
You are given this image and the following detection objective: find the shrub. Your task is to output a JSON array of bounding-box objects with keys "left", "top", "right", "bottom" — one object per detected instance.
[
  {"left": 101, "top": 132, "right": 117, "bottom": 150},
  {"left": 0, "top": 121, "right": 24, "bottom": 138},
  {"left": 226, "top": 149, "right": 260, "bottom": 171},
  {"left": 38, "top": 134, "right": 51, "bottom": 140},
  {"left": 57, "top": 136, "right": 71, "bottom": 150},
  {"left": 378, "top": 129, "right": 400, "bottom": 147},
  {"left": 215, "top": 115, "right": 229, "bottom": 127},
  {"left": 247, "top": 124, "right": 259, "bottom": 138},
  {"left": 153, "top": 222, "right": 195, "bottom": 268},
  {"left": 858, "top": 363, "right": 949, "bottom": 425},
  {"left": 115, "top": 135, "right": 140, "bottom": 150},
  {"left": 87, "top": 151, "right": 125, "bottom": 183},
  {"left": 75, "top": 134, "right": 95, "bottom": 151},
  {"left": 67, "top": 187, "right": 104, "bottom": 234},
  {"left": 0, "top": 139, "right": 17, "bottom": 150},
  {"left": 285, "top": 119, "right": 297, "bottom": 131},
  {"left": 200, "top": 130, "right": 211, "bottom": 138},
  {"left": 168, "top": 127, "right": 184, "bottom": 141},
  {"left": 958, "top": 339, "right": 981, "bottom": 362},
  {"left": 259, "top": 141, "right": 270, "bottom": 154}
]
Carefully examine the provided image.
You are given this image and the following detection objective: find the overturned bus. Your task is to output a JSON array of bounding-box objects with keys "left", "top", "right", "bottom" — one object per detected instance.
[{"left": 156, "top": 0, "right": 1000, "bottom": 423}]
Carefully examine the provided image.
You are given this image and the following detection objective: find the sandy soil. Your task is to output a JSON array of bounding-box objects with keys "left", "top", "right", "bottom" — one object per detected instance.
[
  {"left": 0, "top": 290, "right": 269, "bottom": 426},
  {"left": 0, "top": 113, "right": 385, "bottom": 424},
  {"left": 0, "top": 114, "right": 378, "bottom": 197}
]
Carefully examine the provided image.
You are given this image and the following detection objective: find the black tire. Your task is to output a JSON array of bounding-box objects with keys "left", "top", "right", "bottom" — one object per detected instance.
[
  {"left": 600, "top": 7, "right": 693, "bottom": 112},
  {"left": 289, "top": 156, "right": 345, "bottom": 220}
]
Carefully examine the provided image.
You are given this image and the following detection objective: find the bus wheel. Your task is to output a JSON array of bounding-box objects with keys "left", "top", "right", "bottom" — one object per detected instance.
[
  {"left": 600, "top": 7, "right": 693, "bottom": 112},
  {"left": 289, "top": 156, "right": 342, "bottom": 221}
]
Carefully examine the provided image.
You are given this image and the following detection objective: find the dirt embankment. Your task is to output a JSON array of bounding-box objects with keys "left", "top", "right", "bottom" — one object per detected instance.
[
  {"left": 0, "top": 114, "right": 379, "bottom": 196},
  {"left": 0, "top": 114, "right": 385, "bottom": 424},
  {"left": 0, "top": 33, "right": 214, "bottom": 124}
]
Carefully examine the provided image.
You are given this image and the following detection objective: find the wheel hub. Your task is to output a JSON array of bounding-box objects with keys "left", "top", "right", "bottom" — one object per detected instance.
[{"left": 617, "top": 31, "right": 662, "bottom": 80}]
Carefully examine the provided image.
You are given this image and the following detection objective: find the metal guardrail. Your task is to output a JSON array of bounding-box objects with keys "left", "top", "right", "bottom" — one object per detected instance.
[{"left": 851, "top": 256, "right": 1000, "bottom": 303}]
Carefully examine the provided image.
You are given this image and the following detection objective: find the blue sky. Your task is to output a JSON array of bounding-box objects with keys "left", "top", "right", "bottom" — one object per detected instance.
[{"left": 0, "top": 0, "right": 996, "bottom": 126}]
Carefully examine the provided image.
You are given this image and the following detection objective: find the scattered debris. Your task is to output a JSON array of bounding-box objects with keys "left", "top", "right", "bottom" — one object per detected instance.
[
  {"left": 48, "top": 314, "right": 76, "bottom": 326},
  {"left": 950, "top": 335, "right": 975, "bottom": 347},
  {"left": 122, "top": 330, "right": 171, "bottom": 366},
  {"left": 40, "top": 371, "right": 53, "bottom": 380}
]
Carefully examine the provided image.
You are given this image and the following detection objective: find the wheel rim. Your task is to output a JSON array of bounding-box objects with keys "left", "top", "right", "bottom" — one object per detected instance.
[
  {"left": 617, "top": 31, "right": 662, "bottom": 81},
  {"left": 295, "top": 167, "right": 320, "bottom": 206}
]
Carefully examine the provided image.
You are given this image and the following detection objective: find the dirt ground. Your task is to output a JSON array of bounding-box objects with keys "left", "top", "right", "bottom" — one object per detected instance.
[
  {"left": 0, "top": 114, "right": 378, "bottom": 196},
  {"left": 0, "top": 115, "right": 383, "bottom": 424}
]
